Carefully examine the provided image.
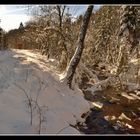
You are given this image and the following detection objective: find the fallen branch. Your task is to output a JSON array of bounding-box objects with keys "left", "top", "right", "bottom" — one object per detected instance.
[{"left": 56, "top": 125, "right": 70, "bottom": 134}]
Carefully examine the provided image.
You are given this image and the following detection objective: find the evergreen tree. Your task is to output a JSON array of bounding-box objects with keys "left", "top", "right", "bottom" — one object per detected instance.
[
  {"left": 117, "top": 6, "right": 138, "bottom": 75},
  {"left": 19, "top": 22, "right": 24, "bottom": 29}
]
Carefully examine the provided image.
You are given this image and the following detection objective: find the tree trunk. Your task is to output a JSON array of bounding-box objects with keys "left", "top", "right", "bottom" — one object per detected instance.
[
  {"left": 56, "top": 5, "right": 66, "bottom": 31},
  {"left": 63, "top": 5, "right": 94, "bottom": 88}
]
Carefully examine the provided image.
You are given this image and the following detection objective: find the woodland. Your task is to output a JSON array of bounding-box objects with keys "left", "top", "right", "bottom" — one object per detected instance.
[{"left": 0, "top": 5, "right": 139, "bottom": 134}]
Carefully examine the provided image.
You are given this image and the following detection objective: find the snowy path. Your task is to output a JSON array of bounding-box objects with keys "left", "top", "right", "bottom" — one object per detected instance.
[{"left": 0, "top": 49, "right": 90, "bottom": 134}]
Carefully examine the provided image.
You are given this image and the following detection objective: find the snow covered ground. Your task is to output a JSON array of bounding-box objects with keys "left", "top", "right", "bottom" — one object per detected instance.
[{"left": 0, "top": 49, "right": 90, "bottom": 134}]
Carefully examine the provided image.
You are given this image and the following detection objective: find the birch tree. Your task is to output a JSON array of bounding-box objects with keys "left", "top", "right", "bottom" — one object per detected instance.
[{"left": 63, "top": 5, "right": 94, "bottom": 88}]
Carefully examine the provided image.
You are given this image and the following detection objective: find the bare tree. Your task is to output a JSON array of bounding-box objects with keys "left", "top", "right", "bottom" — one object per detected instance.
[
  {"left": 56, "top": 5, "right": 66, "bottom": 30},
  {"left": 63, "top": 5, "right": 94, "bottom": 88}
]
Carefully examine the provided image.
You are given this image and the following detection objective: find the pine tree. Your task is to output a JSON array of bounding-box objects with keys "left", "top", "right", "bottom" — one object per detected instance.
[
  {"left": 19, "top": 22, "right": 24, "bottom": 29},
  {"left": 116, "top": 6, "right": 138, "bottom": 75}
]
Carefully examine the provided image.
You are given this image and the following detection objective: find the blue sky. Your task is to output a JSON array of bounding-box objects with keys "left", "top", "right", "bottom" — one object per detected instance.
[
  {"left": 0, "top": 5, "right": 101, "bottom": 31},
  {"left": 0, "top": 5, "right": 30, "bottom": 31}
]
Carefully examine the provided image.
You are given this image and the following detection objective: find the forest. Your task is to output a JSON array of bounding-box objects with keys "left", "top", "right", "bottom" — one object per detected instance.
[{"left": 0, "top": 5, "right": 139, "bottom": 135}]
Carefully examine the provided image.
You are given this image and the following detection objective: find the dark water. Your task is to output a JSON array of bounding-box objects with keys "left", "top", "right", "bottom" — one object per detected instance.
[{"left": 77, "top": 87, "right": 140, "bottom": 134}]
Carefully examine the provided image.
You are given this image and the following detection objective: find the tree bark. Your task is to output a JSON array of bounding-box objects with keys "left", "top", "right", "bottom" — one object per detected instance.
[{"left": 63, "top": 5, "right": 94, "bottom": 88}]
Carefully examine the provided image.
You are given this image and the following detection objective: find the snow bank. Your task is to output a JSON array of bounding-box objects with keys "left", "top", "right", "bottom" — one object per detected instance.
[{"left": 0, "top": 49, "right": 90, "bottom": 134}]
